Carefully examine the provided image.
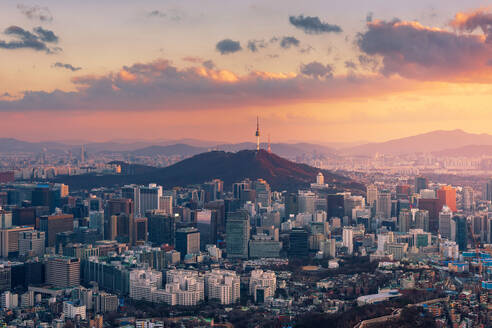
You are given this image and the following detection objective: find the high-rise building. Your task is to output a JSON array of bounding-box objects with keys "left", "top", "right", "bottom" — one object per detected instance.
[
  {"left": 289, "top": 228, "right": 308, "bottom": 257},
  {"left": 159, "top": 195, "right": 173, "bottom": 215},
  {"left": 418, "top": 198, "right": 442, "bottom": 234},
  {"left": 147, "top": 211, "right": 176, "bottom": 246},
  {"left": 0, "top": 211, "right": 12, "bottom": 229},
  {"left": 121, "top": 185, "right": 140, "bottom": 218},
  {"left": 298, "top": 191, "right": 316, "bottom": 215},
  {"left": 226, "top": 210, "right": 250, "bottom": 259},
  {"left": 398, "top": 209, "right": 412, "bottom": 233},
  {"left": 462, "top": 187, "right": 474, "bottom": 211},
  {"left": 414, "top": 210, "right": 430, "bottom": 232},
  {"left": 438, "top": 206, "right": 453, "bottom": 239},
  {"left": 327, "top": 194, "right": 344, "bottom": 220},
  {"left": 342, "top": 227, "right": 354, "bottom": 254},
  {"left": 0, "top": 226, "right": 34, "bottom": 258},
  {"left": 366, "top": 185, "right": 378, "bottom": 209},
  {"left": 175, "top": 227, "right": 200, "bottom": 259},
  {"left": 18, "top": 230, "right": 45, "bottom": 257},
  {"left": 415, "top": 176, "right": 428, "bottom": 194},
  {"left": 285, "top": 192, "right": 299, "bottom": 220},
  {"left": 451, "top": 215, "right": 467, "bottom": 251},
  {"left": 254, "top": 179, "right": 271, "bottom": 207},
  {"left": 437, "top": 186, "right": 457, "bottom": 212},
  {"left": 196, "top": 209, "right": 217, "bottom": 248},
  {"left": 39, "top": 214, "right": 74, "bottom": 248},
  {"left": 139, "top": 184, "right": 163, "bottom": 217},
  {"left": 104, "top": 199, "right": 133, "bottom": 240},
  {"left": 377, "top": 190, "right": 392, "bottom": 218},
  {"left": 134, "top": 217, "right": 148, "bottom": 244},
  {"left": 45, "top": 257, "right": 80, "bottom": 288},
  {"left": 205, "top": 200, "right": 225, "bottom": 234},
  {"left": 486, "top": 179, "right": 492, "bottom": 202}
]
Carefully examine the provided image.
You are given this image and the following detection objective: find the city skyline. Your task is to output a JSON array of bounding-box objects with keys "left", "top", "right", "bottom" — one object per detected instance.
[{"left": 2, "top": 1, "right": 492, "bottom": 142}]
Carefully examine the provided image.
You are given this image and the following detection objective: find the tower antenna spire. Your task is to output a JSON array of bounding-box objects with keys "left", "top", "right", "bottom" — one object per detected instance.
[
  {"left": 268, "top": 134, "right": 271, "bottom": 153},
  {"left": 255, "top": 116, "right": 260, "bottom": 151}
]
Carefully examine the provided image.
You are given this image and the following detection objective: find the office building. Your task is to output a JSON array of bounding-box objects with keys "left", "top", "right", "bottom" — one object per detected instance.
[
  {"left": 159, "top": 195, "right": 173, "bottom": 215},
  {"left": 437, "top": 186, "right": 457, "bottom": 212},
  {"left": 18, "top": 230, "right": 45, "bottom": 257},
  {"left": 147, "top": 211, "right": 175, "bottom": 246},
  {"left": 0, "top": 226, "right": 34, "bottom": 258},
  {"left": 175, "top": 227, "right": 200, "bottom": 259},
  {"left": 439, "top": 206, "right": 452, "bottom": 239},
  {"left": 45, "top": 257, "right": 80, "bottom": 288},
  {"left": 289, "top": 228, "right": 308, "bottom": 257},
  {"left": 377, "top": 190, "right": 392, "bottom": 218},
  {"left": 139, "top": 184, "right": 163, "bottom": 217},
  {"left": 414, "top": 210, "right": 430, "bottom": 232},
  {"left": 343, "top": 227, "right": 354, "bottom": 254},
  {"left": 39, "top": 213, "right": 74, "bottom": 247},
  {"left": 398, "top": 209, "right": 412, "bottom": 233},
  {"left": 226, "top": 210, "right": 250, "bottom": 259},
  {"left": 451, "top": 215, "right": 467, "bottom": 251}
]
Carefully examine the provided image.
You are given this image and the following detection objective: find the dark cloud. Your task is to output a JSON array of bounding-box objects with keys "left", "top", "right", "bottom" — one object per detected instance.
[
  {"left": 33, "top": 27, "right": 58, "bottom": 43},
  {"left": 148, "top": 10, "right": 166, "bottom": 18},
  {"left": 53, "top": 62, "right": 82, "bottom": 71},
  {"left": 17, "top": 4, "right": 53, "bottom": 22},
  {"left": 0, "top": 59, "right": 411, "bottom": 112},
  {"left": 300, "top": 61, "right": 334, "bottom": 78},
  {"left": 289, "top": 15, "right": 342, "bottom": 34},
  {"left": 450, "top": 9, "right": 492, "bottom": 42},
  {"left": 280, "top": 36, "right": 300, "bottom": 49},
  {"left": 182, "top": 57, "right": 215, "bottom": 69},
  {"left": 216, "top": 39, "right": 242, "bottom": 55},
  {"left": 0, "top": 26, "right": 60, "bottom": 53},
  {"left": 247, "top": 39, "right": 267, "bottom": 52},
  {"left": 202, "top": 60, "right": 215, "bottom": 69},
  {"left": 358, "top": 55, "right": 379, "bottom": 72},
  {"left": 345, "top": 61, "right": 357, "bottom": 70},
  {"left": 357, "top": 19, "right": 492, "bottom": 79},
  {"left": 147, "top": 9, "right": 182, "bottom": 21}
]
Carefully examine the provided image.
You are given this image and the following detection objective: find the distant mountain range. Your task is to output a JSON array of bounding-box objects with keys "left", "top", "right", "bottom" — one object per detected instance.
[
  {"left": 55, "top": 150, "right": 364, "bottom": 192},
  {"left": 4, "top": 129, "right": 492, "bottom": 157},
  {"left": 341, "top": 129, "right": 492, "bottom": 155},
  {"left": 0, "top": 138, "right": 337, "bottom": 159}
]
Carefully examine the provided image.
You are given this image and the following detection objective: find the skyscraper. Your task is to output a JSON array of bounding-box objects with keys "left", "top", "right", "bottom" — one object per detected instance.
[
  {"left": 414, "top": 210, "right": 430, "bottom": 232},
  {"left": 45, "top": 257, "right": 80, "bottom": 288},
  {"left": 398, "top": 209, "right": 412, "bottom": 233},
  {"left": 451, "top": 215, "right": 467, "bottom": 251},
  {"left": 175, "top": 227, "right": 200, "bottom": 259},
  {"left": 226, "top": 210, "right": 250, "bottom": 259},
  {"left": 377, "top": 190, "right": 392, "bottom": 218},
  {"left": 438, "top": 206, "right": 453, "bottom": 239},
  {"left": 437, "top": 186, "right": 456, "bottom": 212},
  {"left": 39, "top": 214, "right": 74, "bottom": 247},
  {"left": 147, "top": 211, "right": 176, "bottom": 246},
  {"left": 415, "top": 176, "right": 428, "bottom": 194},
  {"left": 366, "top": 185, "right": 378, "bottom": 209}
]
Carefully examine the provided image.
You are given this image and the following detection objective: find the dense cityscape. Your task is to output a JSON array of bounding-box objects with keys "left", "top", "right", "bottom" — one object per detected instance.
[
  {"left": 3, "top": 1, "right": 492, "bottom": 327},
  {"left": 0, "top": 127, "right": 491, "bottom": 327}
]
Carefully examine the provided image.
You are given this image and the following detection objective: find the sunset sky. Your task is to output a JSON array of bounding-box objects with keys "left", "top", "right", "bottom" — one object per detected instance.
[{"left": 2, "top": 0, "right": 492, "bottom": 144}]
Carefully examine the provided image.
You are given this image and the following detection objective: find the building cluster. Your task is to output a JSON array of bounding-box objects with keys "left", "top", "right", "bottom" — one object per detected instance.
[{"left": 0, "top": 170, "right": 489, "bottom": 326}]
